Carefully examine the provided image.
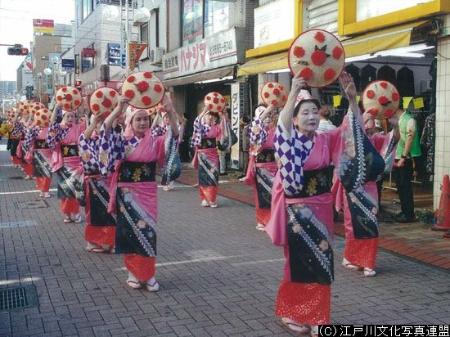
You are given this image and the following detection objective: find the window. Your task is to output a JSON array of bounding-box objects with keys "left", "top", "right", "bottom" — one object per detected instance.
[
  {"left": 140, "top": 22, "right": 149, "bottom": 58},
  {"left": 182, "top": 0, "right": 204, "bottom": 46},
  {"left": 82, "top": 0, "right": 94, "bottom": 20},
  {"left": 204, "top": 0, "right": 234, "bottom": 37}
]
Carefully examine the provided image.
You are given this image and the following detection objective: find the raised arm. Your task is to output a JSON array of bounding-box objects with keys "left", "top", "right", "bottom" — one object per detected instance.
[
  {"left": 278, "top": 75, "right": 307, "bottom": 132},
  {"left": 104, "top": 97, "right": 128, "bottom": 131},
  {"left": 162, "top": 94, "right": 180, "bottom": 138}
]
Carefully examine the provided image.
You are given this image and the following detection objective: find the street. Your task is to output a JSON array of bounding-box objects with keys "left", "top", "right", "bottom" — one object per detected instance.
[{"left": 0, "top": 143, "right": 449, "bottom": 337}]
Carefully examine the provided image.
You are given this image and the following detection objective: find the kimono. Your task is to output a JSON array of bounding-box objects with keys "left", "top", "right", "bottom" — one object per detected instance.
[
  {"left": 99, "top": 125, "right": 166, "bottom": 282},
  {"left": 266, "top": 122, "right": 340, "bottom": 325},
  {"left": 24, "top": 126, "right": 52, "bottom": 193},
  {"left": 79, "top": 133, "right": 116, "bottom": 249},
  {"left": 47, "top": 122, "right": 85, "bottom": 216},
  {"left": 334, "top": 130, "right": 396, "bottom": 270},
  {"left": 9, "top": 121, "right": 25, "bottom": 166},
  {"left": 152, "top": 124, "right": 182, "bottom": 186},
  {"left": 191, "top": 116, "right": 223, "bottom": 204},
  {"left": 244, "top": 117, "right": 277, "bottom": 226}
]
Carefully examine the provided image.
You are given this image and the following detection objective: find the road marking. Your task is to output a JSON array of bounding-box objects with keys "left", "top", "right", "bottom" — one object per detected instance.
[
  {"left": 231, "top": 258, "right": 284, "bottom": 266},
  {"left": 0, "top": 188, "right": 57, "bottom": 195}
]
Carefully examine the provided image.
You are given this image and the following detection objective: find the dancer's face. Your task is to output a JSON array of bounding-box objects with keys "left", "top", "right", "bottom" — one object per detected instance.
[
  {"left": 63, "top": 111, "right": 75, "bottom": 126},
  {"left": 293, "top": 101, "right": 320, "bottom": 134},
  {"left": 132, "top": 109, "right": 150, "bottom": 136}
]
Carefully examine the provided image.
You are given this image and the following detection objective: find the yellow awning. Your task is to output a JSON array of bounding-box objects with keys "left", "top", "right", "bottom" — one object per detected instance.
[
  {"left": 237, "top": 52, "right": 288, "bottom": 77},
  {"left": 342, "top": 20, "right": 426, "bottom": 58},
  {"left": 238, "top": 20, "right": 427, "bottom": 77}
]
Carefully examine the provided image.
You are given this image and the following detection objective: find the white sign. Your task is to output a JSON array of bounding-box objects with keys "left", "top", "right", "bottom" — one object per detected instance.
[
  {"left": 230, "top": 82, "right": 240, "bottom": 169},
  {"left": 356, "top": 0, "right": 433, "bottom": 21},
  {"left": 254, "top": 0, "right": 295, "bottom": 48},
  {"left": 162, "top": 28, "right": 238, "bottom": 79}
]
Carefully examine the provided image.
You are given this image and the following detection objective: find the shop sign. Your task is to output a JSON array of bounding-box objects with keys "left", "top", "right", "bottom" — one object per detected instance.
[
  {"left": 107, "top": 43, "right": 125, "bottom": 66},
  {"left": 33, "top": 19, "right": 54, "bottom": 35},
  {"left": 81, "top": 48, "right": 96, "bottom": 58},
  {"left": 254, "top": 0, "right": 295, "bottom": 48},
  {"left": 162, "top": 28, "right": 238, "bottom": 79},
  {"left": 61, "top": 59, "right": 75, "bottom": 70},
  {"left": 230, "top": 82, "right": 241, "bottom": 169}
]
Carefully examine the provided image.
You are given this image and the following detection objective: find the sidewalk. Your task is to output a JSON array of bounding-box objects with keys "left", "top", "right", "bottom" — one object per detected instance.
[{"left": 177, "top": 166, "right": 450, "bottom": 270}]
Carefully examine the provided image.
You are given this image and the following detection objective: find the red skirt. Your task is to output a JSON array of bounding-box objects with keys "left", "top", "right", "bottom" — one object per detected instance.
[
  {"left": 60, "top": 198, "right": 79, "bottom": 215},
  {"left": 36, "top": 177, "right": 51, "bottom": 192},
  {"left": 276, "top": 281, "right": 331, "bottom": 325},
  {"left": 199, "top": 186, "right": 217, "bottom": 203},
  {"left": 344, "top": 237, "right": 378, "bottom": 269},
  {"left": 85, "top": 225, "right": 115, "bottom": 248},
  {"left": 124, "top": 254, "right": 156, "bottom": 282}
]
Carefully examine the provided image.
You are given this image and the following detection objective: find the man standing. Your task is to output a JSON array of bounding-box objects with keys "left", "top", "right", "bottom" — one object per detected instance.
[{"left": 394, "top": 104, "right": 422, "bottom": 223}]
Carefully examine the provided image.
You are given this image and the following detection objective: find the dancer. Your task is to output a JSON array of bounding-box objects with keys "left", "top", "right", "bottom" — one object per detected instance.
[
  {"left": 99, "top": 94, "right": 179, "bottom": 291},
  {"left": 266, "top": 72, "right": 365, "bottom": 334},
  {"left": 47, "top": 106, "right": 85, "bottom": 223},
  {"left": 244, "top": 104, "right": 277, "bottom": 231},
  {"left": 7, "top": 109, "right": 23, "bottom": 168},
  {"left": 79, "top": 112, "right": 116, "bottom": 253},
  {"left": 191, "top": 107, "right": 226, "bottom": 208},
  {"left": 23, "top": 109, "right": 52, "bottom": 198},
  {"left": 338, "top": 111, "right": 399, "bottom": 276}
]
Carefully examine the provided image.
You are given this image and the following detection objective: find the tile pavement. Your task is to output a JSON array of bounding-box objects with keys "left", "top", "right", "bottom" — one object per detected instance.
[{"left": 0, "top": 145, "right": 449, "bottom": 337}]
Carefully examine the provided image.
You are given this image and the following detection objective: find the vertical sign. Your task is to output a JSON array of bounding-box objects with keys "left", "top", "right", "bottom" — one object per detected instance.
[{"left": 230, "top": 82, "right": 241, "bottom": 169}]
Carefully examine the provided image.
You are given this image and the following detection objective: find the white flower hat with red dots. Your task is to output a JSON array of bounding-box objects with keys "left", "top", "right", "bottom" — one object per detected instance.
[
  {"left": 288, "top": 29, "right": 345, "bottom": 88},
  {"left": 362, "top": 80, "right": 400, "bottom": 119},
  {"left": 121, "top": 71, "right": 165, "bottom": 109},
  {"left": 261, "top": 82, "right": 288, "bottom": 108},
  {"left": 55, "top": 86, "right": 82, "bottom": 111},
  {"left": 89, "top": 87, "right": 119, "bottom": 117}
]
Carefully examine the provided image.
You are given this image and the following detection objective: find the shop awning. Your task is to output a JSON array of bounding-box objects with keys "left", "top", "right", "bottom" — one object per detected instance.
[
  {"left": 342, "top": 20, "right": 427, "bottom": 58},
  {"left": 163, "top": 65, "right": 235, "bottom": 87},
  {"left": 237, "top": 52, "right": 288, "bottom": 77},
  {"left": 237, "top": 20, "right": 428, "bottom": 77}
]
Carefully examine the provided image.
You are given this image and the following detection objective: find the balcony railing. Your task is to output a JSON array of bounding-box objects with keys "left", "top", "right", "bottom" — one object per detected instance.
[{"left": 96, "top": 0, "right": 137, "bottom": 8}]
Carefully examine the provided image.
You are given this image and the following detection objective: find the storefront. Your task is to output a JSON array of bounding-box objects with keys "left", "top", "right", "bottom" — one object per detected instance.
[
  {"left": 161, "top": 27, "right": 246, "bottom": 163},
  {"left": 238, "top": 0, "right": 450, "bottom": 209}
]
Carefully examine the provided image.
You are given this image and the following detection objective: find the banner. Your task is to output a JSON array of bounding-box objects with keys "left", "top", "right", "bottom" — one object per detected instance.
[
  {"left": 128, "top": 42, "right": 148, "bottom": 71},
  {"left": 33, "top": 19, "right": 54, "bottom": 35}
]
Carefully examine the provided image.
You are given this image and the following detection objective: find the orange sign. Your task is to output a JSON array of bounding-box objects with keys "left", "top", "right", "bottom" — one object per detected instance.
[
  {"left": 128, "top": 42, "right": 148, "bottom": 71},
  {"left": 33, "top": 19, "right": 54, "bottom": 34}
]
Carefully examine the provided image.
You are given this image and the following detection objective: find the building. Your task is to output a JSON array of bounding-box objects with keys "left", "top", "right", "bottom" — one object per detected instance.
[
  {"left": 236, "top": 0, "right": 449, "bottom": 209},
  {"left": 73, "top": 0, "right": 139, "bottom": 95},
  {"left": 32, "top": 23, "right": 74, "bottom": 103},
  {"left": 16, "top": 55, "right": 34, "bottom": 99},
  {"left": 136, "top": 0, "right": 255, "bottom": 166},
  {"left": 0, "top": 81, "right": 16, "bottom": 99}
]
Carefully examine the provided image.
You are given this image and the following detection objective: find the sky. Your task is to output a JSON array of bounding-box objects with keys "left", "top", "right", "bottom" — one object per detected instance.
[{"left": 0, "top": 0, "right": 75, "bottom": 81}]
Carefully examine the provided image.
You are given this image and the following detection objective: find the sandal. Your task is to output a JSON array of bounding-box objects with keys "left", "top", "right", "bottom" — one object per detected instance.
[
  {"left": 126, "top": 279, "right": 142, "bottom": 289},
  {"left": 363, "top": 268, "right": 377, "bottom": 277},
  {"left": 281, "top": 317, "right": 311, "bottom": 334},
  {"left": 86, "top": 243, "right": 106, "bottom": 253},
  {"left": 342, "top": 258, "right": 360, "bottom": 270},
  {"left": 146, "top": 278, "right": 160, "bottom": 292},
  {"left": 63, "top": 217, "right": 73, "bottom": 223}
]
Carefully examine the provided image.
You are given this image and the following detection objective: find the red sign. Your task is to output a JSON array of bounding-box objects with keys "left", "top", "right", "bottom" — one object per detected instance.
[
  {"left": 81, "top": 48, "right": 96, "bottom": 58},
  {"left": 128, "top": 42, "right": 148, "bottom": 71}
]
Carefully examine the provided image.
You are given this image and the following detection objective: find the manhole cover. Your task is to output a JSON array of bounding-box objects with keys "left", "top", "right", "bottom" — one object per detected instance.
[
  {"left": 14, "top": 200, "right": 48, "bottom": 209},
  {"left": 0, "top": 285, "right": 38, "bottom": 311},
  {"left": 0, "top": 220, "right": 37, "bottom": 229}
]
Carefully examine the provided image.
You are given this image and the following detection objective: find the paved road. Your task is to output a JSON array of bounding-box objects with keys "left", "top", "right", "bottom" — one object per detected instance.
[{"left": 0, "top": 145, "right": 449, "bottom": 337}]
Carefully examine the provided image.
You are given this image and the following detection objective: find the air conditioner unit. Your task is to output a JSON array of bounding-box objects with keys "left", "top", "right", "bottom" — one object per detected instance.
[
  {"left": 133, "top": 7, "right": 150, "bottom": 25},
  {"left": 149, "top": 47, "right": 165, "bottom": 64}
]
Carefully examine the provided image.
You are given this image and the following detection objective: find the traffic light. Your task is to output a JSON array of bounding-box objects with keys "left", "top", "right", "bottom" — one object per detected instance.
[
  {"left": 75, "top": 80, "right": 82, "bottom": 95},
  {"left": 7, "top": 44, "right": 29, "bottom": 56}
]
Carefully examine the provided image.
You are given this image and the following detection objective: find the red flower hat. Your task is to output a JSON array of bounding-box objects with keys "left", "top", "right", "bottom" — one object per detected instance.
[
  {"left": 261, "top": 82, "right": 288, "bottom": 108},
  {"left": 362, "top": 80, "right": 400, "bottom": 119},
  {"left": 121, "top": 71, "right": 165, "bottom": 109},
  {"left": 55, "top": 86, "right": 82, "bottom": 111},
  {"left": 288, "top": 29, "right": 345, "bottom": 88},
  {"left": 204, "top": 92, "right": 226, "bottom": 113},
  {"left": 33, "top": 108, "right": 50, "bottom": 128},
  {"left": 90, "top": 87, "right": 119, "bottom": 116}
]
